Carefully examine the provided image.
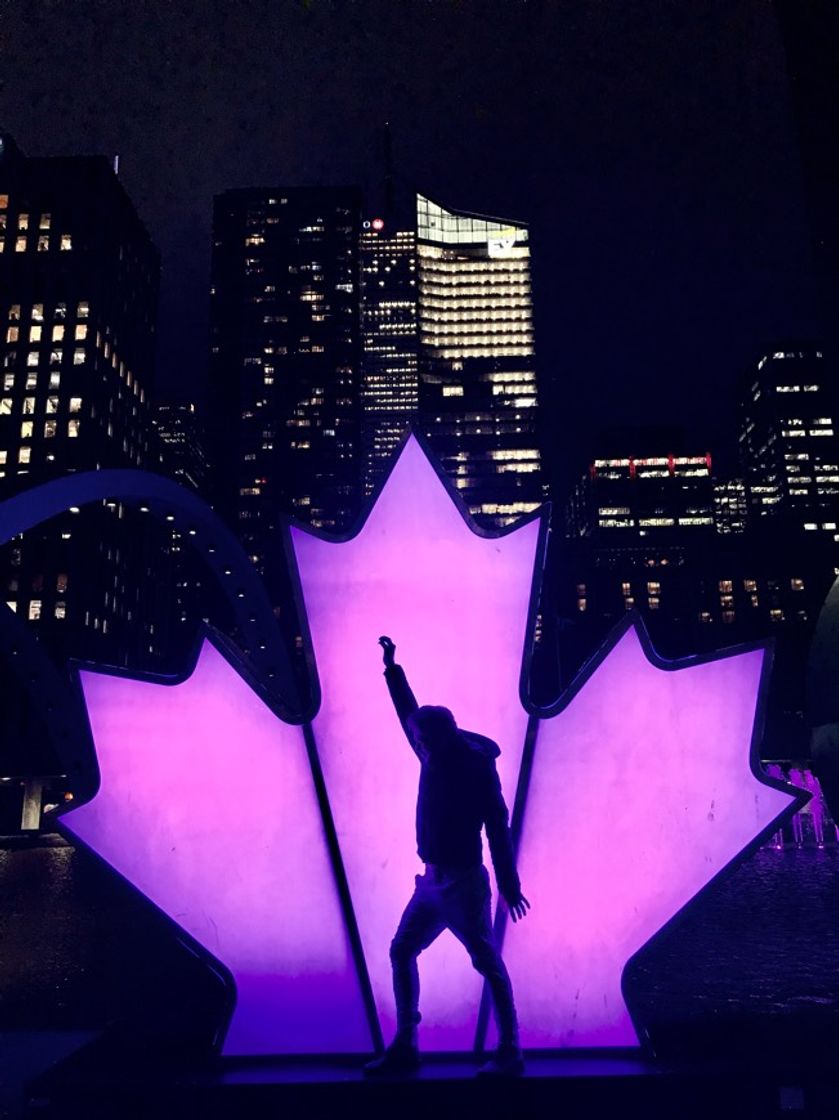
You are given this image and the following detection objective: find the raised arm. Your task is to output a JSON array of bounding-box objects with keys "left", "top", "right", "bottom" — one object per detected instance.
[
  {"left": 483, "top": 763, "right": 530, "bottom": 922},
  {"left": 379, "top": 636, "right": 423, "bottom": 759}
]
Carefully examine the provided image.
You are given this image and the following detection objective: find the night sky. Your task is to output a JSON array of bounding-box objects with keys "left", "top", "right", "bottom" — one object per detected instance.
[{"left": 2, "top": 0, "right": 822, "bottom": 486}]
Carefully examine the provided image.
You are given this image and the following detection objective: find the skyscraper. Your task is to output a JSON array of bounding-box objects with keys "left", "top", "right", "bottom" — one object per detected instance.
[
  {"left": 739, "top": 346, "right": 839, "bottom": 539},
  {"left": 0, "top": 133, "right": 166, "bottom": 673},
  {"left": 208, "top": 186, "right": 363, "bottom": 575},
  {"left": 415, "top": 194, "right": 543, "bottom": 528},
  {"left": 359, "top": 220, "right": 418, "bottom": 495}
]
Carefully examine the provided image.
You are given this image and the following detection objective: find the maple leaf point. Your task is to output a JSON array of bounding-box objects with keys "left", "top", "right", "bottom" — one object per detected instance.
[
  {"left": 60, "top": 637, "right": 372, "bottom": 1056},
  {"left": 290, "top": 433, "right": 545, "bottom": 1049},
  {"left": 500, "top": 616, "right": 803, "bottom": 1049}
]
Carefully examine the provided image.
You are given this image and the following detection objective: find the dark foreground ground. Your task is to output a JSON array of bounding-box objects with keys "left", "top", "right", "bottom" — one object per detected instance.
[{"left": 1, "top": 834, "right": 838, "bottom": 1117}]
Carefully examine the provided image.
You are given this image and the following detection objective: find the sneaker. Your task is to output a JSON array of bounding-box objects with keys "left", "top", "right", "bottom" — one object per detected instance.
[
  {"left": 476, "top": 1046, "right": 525, "bottom": 1078},
  {"left": 363, "top": 1041, "right": 421, "bottom": 1077}
]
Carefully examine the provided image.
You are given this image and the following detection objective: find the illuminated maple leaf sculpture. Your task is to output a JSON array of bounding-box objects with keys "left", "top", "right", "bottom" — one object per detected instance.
[{"left": 59, "top": 434, "right": 801, "bottom": 1056}]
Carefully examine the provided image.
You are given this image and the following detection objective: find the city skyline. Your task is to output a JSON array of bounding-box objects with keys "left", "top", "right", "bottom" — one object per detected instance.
[{"left": 1, "top": 1, "right": 824, "bottom": 488}]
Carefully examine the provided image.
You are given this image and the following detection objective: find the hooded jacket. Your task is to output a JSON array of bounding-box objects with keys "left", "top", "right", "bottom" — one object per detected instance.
[{"left": 384, "top": 663, "right": 521, "bottom": 901}]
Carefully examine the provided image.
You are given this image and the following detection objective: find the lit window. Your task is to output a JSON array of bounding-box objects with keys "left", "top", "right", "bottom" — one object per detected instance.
[
  {"left": 74, "top": 324, "right": 87, "bottom": 340},
  {"left": 39, "top": 214, "right": 50, "bottom": 230},
  {"left": 20, "top": 421, "right": 33, "bottom": 438},
  {"left": 77, "top": 301, "right": 89, "bottom": 318},
  {"left": 56, "top": 573, "right": 68, "bottom": 592},
  {"left": 25, "top": 372, "right": 37, "bottom": 389},
  {"left": 54, "top": 601, "right": 66, "bottom": 620},
  {"left": 68, "top": 419, "right": 80, "bottom": 438},
  {"left": 49, "top": 371, "right": 60, "bottom": 389},
  {"left": 69, "top": 397, "right": 82, "bottom": 413},
  {"left": 0, "top": 195, "right": 8, "bottom": 209},
  {"left": 5, "top": 326, "right": 18, "bottom": 343},
  {"left": 22, "top": 397, "right": 35, "bottom": 415},
  {"left": 60, "top": 234, "right": 72, "bottom": 251},
  {"left": 52, "top": 325, "right": 64, "bottom": 341},
  {"left": 45, "top": 396, "right": 58, "bottom": 414},
  {"left": 28, "top": 600, "right": 41, "bottom": 621},
  {"left": 32, "top": 305, "right": 43, "bottom": 321},
  {"left": 15, "top": 237, "right": 26, "bottom": 252},
  {"left": 790, "top": 578, "right": 805, "bottom": 591},
  {"left": 770, "top": 609, "right": 784, "bottom": 622},
  {"left": 44, "top": 420, "right": 56, "bottom": 439},
  {"left": 37, "top": 236, "right": 49, "bottom": 252},
  {"left": 73, "top": 349, "right": 85, "bottom": 365},
  {"left": 29, "top": 325, "right": 41, "bottom": 342},
  {"left": 0, "top": 398, "right": 12, "bottom": 415},
  {"left": 9, "top": 305, "right": 20, "bottom": 321}
]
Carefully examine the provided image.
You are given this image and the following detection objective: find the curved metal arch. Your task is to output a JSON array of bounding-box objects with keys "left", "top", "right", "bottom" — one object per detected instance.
[{"left": 0, "top": 470, "right": 301, "bottom": 731}]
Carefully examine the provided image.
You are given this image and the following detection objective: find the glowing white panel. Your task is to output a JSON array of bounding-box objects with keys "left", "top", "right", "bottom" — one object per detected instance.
[
  {"left": 293, "top": 436, "right": 541, "bottom": 1050},
  {"left": 500, "top": 625, "right": 797, "bottom": 1048},
  {"left": 62, "top": 640, "right": 370, "bottom": 1056}
]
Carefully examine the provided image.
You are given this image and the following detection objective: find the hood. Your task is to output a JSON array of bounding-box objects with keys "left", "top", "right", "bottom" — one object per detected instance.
[{"left": 459, "top": 729, "right": 501, "bottom": 759}]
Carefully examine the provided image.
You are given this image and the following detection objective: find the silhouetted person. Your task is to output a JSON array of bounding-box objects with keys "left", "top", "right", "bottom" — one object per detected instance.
[{"left": 365, "top": 636, "right": 529, "bottom": 1078}]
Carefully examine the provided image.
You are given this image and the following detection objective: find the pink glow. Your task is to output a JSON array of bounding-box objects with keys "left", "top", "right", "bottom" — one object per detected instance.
[
  {"left": 293, "top": 436, "right": 541, "bottom": 1050},
  {"left": 61, "top": 641, "right": 371, "bottom": 1056},
  {"left": 498, "top": 626, "right": 797, "bottom": 1048}
]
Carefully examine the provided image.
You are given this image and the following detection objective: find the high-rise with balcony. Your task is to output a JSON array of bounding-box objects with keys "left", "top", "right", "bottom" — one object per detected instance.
[
  {"left": 208, "top": 187, "right": 363, "bottom": 574},
  {"left": 0, "top": 133, "right": 166, "bottom": 676},
  {"left": 415, "top": 194, "right": 543, "bottom": 528}
]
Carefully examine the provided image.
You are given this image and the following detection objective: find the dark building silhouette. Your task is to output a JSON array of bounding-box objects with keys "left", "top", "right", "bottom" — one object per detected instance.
[
  {"left": 739, "top": 346, "right": 839, "bottom": 540},
  {"left": 154, "top": 401, "right": 207, "bottom": 494},
  {"left": 0, "top": 134, "right": 168, "bottom": 676},
  {"left": 359, "top": 219, "right": 418, "bottom": 495},
  {"left": 208, "top": 186, "right": 364, "bottom": 575},
  {"left": 154, "top": 402, "right": 212, "bottom": 650}
]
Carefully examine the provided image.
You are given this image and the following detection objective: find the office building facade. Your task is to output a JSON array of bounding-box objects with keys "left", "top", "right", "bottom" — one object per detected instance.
[
  {"left": 0, "top": 135, "right": 167, "bottom": 678},
  {"left": 739, "top": 347, "right": 839, "bottom": 539},
  {"left": 209, "top": 187, "right": 363, "bottom": 572},
  {"left": 415, "top": 194, "right": 543, "bottom": 528},
  {"left": 359, "top": 221, "right": 418, "bottom": 495}
]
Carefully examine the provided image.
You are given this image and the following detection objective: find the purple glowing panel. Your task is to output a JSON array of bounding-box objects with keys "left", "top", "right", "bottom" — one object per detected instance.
[
  {"left": 501, "top": 625, "right": 797, "bottom": 1048},
  {"left": 292, "top": 436, "right": 540, "bottom": 1050},
  {"left": 62, "top": 641, "right": 371, "bottom": 1056}
]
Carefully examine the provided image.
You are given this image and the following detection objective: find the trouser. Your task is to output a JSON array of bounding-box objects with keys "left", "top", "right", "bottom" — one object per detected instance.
[{"left": 389, "top": 863, "right": 519, "bottom": 1049}]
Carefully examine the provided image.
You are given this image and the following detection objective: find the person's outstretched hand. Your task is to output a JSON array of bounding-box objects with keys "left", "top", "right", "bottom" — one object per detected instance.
[
  {"left": 379, "top": 635, "right": 396, "bottom": 667},
  {"left": 505, "top": 891, "right": 531, "bottom": 923}
]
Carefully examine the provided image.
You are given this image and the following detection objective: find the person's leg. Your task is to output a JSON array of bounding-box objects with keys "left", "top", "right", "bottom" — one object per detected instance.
[
  {"left": 388, "top": 876, "right": 446, "bottom": 1044},
  {"left": 444, "top": 868, "right": 520, "bottom": 1054}
]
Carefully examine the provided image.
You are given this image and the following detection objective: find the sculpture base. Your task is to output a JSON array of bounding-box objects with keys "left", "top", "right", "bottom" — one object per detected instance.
[{"left": 26, "top": 1037, "right": 828, "bottom": 1120}]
